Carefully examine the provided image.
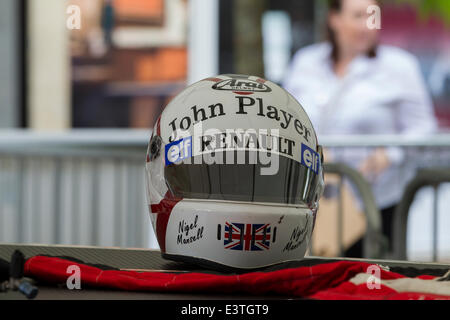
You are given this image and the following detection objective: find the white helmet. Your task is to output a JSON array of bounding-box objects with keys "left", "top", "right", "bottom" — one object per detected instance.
[{"left": 145, "top": 74, "right": 324, "bottom": 270}]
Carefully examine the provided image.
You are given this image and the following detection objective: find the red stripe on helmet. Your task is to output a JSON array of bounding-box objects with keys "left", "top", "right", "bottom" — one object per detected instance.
[
  {"left": 233, "top": 91, "right": 254, "bottom": 95},
  {"left": 204, "top": 77, "right": 222, "bottom": 83},
  {"left": 150, "top": 192, "right": 182, "bottom": 253},
  {"left": 156, "top": 115, "right": 162, "bottom": 136}
]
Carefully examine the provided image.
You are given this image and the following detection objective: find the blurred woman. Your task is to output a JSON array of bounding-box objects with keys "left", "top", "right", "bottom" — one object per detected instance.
[{"left": 283, "top": 0, "right": 438, "bottom": 257}]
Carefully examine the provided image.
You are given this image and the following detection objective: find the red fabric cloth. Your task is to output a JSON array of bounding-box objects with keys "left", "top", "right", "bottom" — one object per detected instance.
[{"left": 23, "top": 255, "right": 450, "bottom": 300}]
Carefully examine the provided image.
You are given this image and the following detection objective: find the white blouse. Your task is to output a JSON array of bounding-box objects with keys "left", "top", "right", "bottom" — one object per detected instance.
[{"left": 283, "top": 42, "right": 438, "bottom": 208}]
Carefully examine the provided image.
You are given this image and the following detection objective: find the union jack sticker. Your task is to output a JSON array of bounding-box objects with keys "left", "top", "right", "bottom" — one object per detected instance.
[{"left": 223, "top": 222, "right": 271, "bottom": 251}]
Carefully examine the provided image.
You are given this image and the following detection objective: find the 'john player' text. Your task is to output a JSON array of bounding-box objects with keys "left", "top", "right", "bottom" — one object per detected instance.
[
  {"left": 168, "top": 96, "right": 311, "bottom": 143},
  {"left": 177, "top": 215, "right": 204, "bottom": 245}
]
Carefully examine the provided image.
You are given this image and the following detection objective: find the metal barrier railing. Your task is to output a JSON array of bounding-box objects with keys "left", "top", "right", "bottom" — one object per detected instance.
[
  {"left": 322, "top": 163, "right": 385, "bottom": 259},
  {"left": 322, "top": 134, "right": 450, "bottom": 261},
  {"left": 393, "top": 168, "right": 450, "bottom": 261},
  {"left": 0, "top": 130, "right": 154, "bottom": 248}
]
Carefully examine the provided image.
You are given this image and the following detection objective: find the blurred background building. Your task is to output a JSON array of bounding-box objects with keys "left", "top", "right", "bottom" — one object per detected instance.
[
  {"left": 1, "top": 0, "right": 449, "bottom": 131},
  {"left": 0, "top": 0, "right": 449, "bottom": 261}
]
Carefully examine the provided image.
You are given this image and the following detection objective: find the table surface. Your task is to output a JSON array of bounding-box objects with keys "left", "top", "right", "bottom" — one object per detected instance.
[{"left": 1, "top": 243, "right": 449, "bottom": 300}]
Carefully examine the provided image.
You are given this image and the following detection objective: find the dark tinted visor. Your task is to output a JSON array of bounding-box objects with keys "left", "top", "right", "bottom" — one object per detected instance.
[{"left": 164, "top": 151, "right": 321, "bottom": 206}]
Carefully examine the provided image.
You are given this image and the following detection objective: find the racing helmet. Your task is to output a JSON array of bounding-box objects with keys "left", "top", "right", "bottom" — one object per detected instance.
[{"left": 145, "top": 74, "right": 324, "bottom": 270}]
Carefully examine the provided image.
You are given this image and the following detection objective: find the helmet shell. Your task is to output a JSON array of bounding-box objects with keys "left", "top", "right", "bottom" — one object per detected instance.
[{"left": 145, "top": 74, "right": 324, "bottom": 270}]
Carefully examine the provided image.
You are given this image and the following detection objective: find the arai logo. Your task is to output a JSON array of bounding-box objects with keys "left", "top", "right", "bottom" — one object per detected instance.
[{"left": 212, "top": 79, "right": 272, "bottom": 93}]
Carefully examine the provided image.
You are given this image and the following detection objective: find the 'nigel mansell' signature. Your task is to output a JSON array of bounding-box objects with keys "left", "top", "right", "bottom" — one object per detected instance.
[
  {"left": 282, "top": 216, "right": 310, "bottom": 252},
  {"left": 177, "top": 215, "right": 204, "bottom": 245}
]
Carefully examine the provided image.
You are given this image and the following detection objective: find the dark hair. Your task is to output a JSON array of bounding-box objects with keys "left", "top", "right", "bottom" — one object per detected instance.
[{"left": 327, "top": 0, "right": 378, "bottom": 63}]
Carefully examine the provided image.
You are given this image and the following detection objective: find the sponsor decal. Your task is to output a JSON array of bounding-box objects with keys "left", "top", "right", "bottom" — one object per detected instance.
[
  {"left": 199, "top": 130, "right": 293, "bottom": 157},
  {"left": 176, "top": 215, "right": 204, "bottom": 245},
  {"left": 163, "top": 97, "right": 321, "bottom": 175},
  {"left": 165, "top": 136, "right": 192, "bottom": 165},
  {"left": 212, "top": 79, "right": 272, "bottom": 93},
  {"left": 223, "top": 222, "right": 271, "bottom": 251},
  {"left": 164, "top": 128, "right": 285, "bottom": 176},
  {"left": 167, "top": 97, "right": 312, "bottom": 143},
  {"left": 300, "top": 143, "right": 320, "bottom": 174}
]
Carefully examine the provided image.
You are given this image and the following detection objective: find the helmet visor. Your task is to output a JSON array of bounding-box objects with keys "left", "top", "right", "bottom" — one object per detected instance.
[{"left": 164, "top": 151, "right": 323, "bottom": 207}]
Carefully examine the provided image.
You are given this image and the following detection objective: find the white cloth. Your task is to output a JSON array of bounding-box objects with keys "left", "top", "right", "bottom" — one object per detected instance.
[
  {"left": 350, "top": 271, "right": 450, "bottom": 297},
  {"left": 283, "top": 42, "right": 438, "bottom": 208}
]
